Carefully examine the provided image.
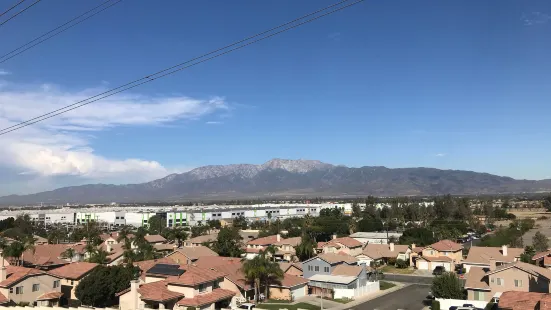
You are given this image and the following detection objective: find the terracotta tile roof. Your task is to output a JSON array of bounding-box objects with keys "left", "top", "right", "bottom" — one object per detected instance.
[
  {"left": 464, "top": 246, "right": 524, "bottom": 265},
  {"left": 429, "top": 240, "right": 463, "bottom": 252},
  {"left": 154, "top": 244, "right": 177, "bottom": 251},
  {"left": 99, "top": 243, "right": 125, "bottom": 262},
  {"left": 499, "top": 291, "right": 549, "bottom": 310},
  {"left": 36, "top": 291, "right": 63, "bottom": 301},
  {"left": 489, "top": 261, "right": 551, "bottom": 280},
  {"left": 100, "top": 232, "right": 134, "bottom": 241},
  {"left": 0, "top": 266, "right": 47, "bottom": 287},
  {"left": 176, "top": 288, "right": 235, "bottom": 307},
  {"left": 331, "top": 265, "right": 363, "bottom": 277},
  {"left": 316, "top": 242, "right": 325, "bottom": 249},
  {"left": 139, "top": 280, "right": 185, "bottom": 302},
  {"left": 315, "top": 253, "right": 358, "bottom": 264},
  {"left": 533, "top": 250, "right": 551, "bottom": 261},
  {"left": 20, "top": 244, "right": 83, "bottom": 267},
  {"left": 189, "top": 234, "right": 218, "bottom": 244},
  {"left": 279, "top": 262, "right": 303, "bottom": 272},
  {"left": 145, "top": 235, "right": 166, "bottom": 243},
  {"left": 274, "top": 237, "right": 302, "bottom": 247},
  {"left": 544, "top": 257, "right": 551, "bottom": 266},
  {"left": 207, "top": 263, "right": 252, "bottom": 290},
  {"left": 170, "top": 246, "right": 219, "bottom": 261},
  {"left": 323, "top": 237, "right": 363, "bottom": 248},
  {"left": 166, "top": 265, "right": 226, "bottom": 286},
  {"left": 271, "top": 274, "right": 308, "bottom": 288},
  {"left": 362, "top": 244, "right": 409, "bottom": 259},
  {"left": 0, "top": 292, "right": 8, "bottom": 304},
  {"left": 245, "top": 247, "right": 263, "bottom": 254},
  {"left": 247, "top": 235, "right": 279, "bottom": 246},
  {"left": 412, "top": 247, "right": 425, "bottom": 253},
  {"left": 48, "top": 262, "right": 98, "bottom": 280},
  {"left": 193, "top": 256, "right": 242, "bottom": 269},
  {"left": 464, "top": 267, "right": 490, "bottom": 290}
]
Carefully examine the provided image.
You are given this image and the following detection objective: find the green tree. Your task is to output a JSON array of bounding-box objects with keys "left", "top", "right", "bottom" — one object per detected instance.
[
  {"left": 211, "top": 227, "right": 243, "bottom": 257},
  {"left": 61, "top": 248, "right": 76, "bottom": 261},
  {"left": 295, "top": 234, "right": 315, "bottom": 261},
  {"left": 4, "top": 241, "right": 25, "bottom": 266},
  {"left": 544, "top": 194, "right": 551, "bottom": 212},
  {"left": 147, "top": 215, "right": 166, "bottom": 235},
  {"left": 399, "top": 227, "right": 435, "bottom": 246},
  {"left": 262, "top": 257, "right": 284, "bottom": 299},
  {"left": 233, "top": 215, "right": 248, "bottom": 230},
  {"left": 206, "top": 220, "right": 222, "bottom": 230},
  {"left": 163, "top": 227, "right": 188, "bottom": 247},
  {"left": 431, "top": 272, "right": 464, "bottom": 299},
  {"left": 88, "top": 249, "right": 110, "bottom": 264},
  {"left": 520, "top": 246, "right": 536, "bottom": 264},
  {"left": 533, "top": 231, "right": 549, "bottom": 252},
  {"left": 241, "top": 255, "right": 264, "bottom": 303},
  {"left": 75, "top": 265, "right": 138, "bottom": 307}
]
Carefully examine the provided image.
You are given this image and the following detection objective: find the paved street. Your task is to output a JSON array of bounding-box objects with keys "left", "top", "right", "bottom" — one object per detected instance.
[
  {"left": 350, "top": 284, "right": 430, "bottom": 310},
  {"left": 382, "top": 274, "right": 433, "bottom": 285}
]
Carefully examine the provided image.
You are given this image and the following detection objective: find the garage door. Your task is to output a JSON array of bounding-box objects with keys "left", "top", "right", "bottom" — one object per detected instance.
[
  {"left": 291, "top": 284, "right": 305, "bottom": 300},
  {"left": 417, "top": 261, "right": 429, "bottom": 270}
]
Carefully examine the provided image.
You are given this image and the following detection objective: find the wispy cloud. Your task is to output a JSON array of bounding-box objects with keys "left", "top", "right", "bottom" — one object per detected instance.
[
  {"left": 435, "top": 153, "right": 446, "bottom": 157},
  {"left": 328, "top": 32, "right": 341, "bottom": 41},
  {"left": 522, "top": 12, "right": 551, "bottom": 26},
  {"left": 205, "top": 121, "right": 222, "bottom": 125},
  {"left": 0, "top": 69, "right": 10, "bottom": 76}
]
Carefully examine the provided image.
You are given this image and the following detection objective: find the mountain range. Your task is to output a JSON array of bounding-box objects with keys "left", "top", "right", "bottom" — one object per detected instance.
[{"left": 1, "top": 158, "right": 551, "bottom": 205}]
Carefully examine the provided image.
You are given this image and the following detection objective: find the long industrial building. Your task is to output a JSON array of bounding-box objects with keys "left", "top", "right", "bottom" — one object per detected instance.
[{"left": 0, "top": 203, "right": 353, "bottom": 229}]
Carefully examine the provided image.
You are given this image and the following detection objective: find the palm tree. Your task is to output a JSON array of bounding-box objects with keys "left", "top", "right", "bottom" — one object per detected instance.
[
  {"left": 88, "top": 249, "right": 110, "bottom": 264},
  {"left": 5, "top": 241, "right": 25, "bottom": 266},
  {"left": 117, "top": 225, "right": 133, "bottom": 245},
  {"left": 164, "top": 228, "right": 188, "bottom": 247},
  {"left": 21, "top": 236, "right": 35, "bottom": 266},
  {"left": 265, "top": 245, "right": 277, "bottom": 262},
  {"left": 61, "top": 248, "right": 76, "bottom": 262},
  {"left": 295, "top": 234, "right": 315, "bottom": 261},
  {"left": 262, "top": 260, "right": 283, "bottom": 300},
  {"left": 241, "top": 255, "right": 265, "bottom": 303}
]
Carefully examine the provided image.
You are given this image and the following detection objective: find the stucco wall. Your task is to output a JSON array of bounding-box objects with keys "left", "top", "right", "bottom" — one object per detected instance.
[
  {"left": 269, "top": 287, "right": 291, "bottom": 300},
  {"left": 303, "top": 257, "right": 331, "bottom": 279},
  {"left": 6, "top": 274, "right": 61, "bottom": 304}
]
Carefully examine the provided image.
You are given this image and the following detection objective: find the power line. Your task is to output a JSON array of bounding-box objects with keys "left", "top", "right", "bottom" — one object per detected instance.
[
  {"left": 0, "top": 0, "right": 41, "bottom": 27},
  {"left": 0, "top": 0, "right": 26, "bottom": 19},
  {"left": 0, "top": 0, "right": 364, "bottom": 136},
  {"left": 0, "top": 0, "right": 122, "bottom": 64}
]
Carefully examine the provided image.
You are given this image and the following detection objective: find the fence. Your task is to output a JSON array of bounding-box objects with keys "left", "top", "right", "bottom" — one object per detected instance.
[
  {"left": 383, "top": 274, "right": 466, "bottom": 286},
  {"left": 436, "top": 298, "right": 488, "bottom": 310}
]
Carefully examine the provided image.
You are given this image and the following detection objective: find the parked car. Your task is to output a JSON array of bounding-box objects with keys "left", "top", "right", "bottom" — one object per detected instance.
[
  {"left": 433, "top": 266, "right": 445, "bottom": 275},
  {"left": 238, "top": 303, "right": 256, "bottom": 310}
]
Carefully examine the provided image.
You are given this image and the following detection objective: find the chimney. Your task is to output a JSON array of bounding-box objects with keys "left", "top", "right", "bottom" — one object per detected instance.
[
  {"left": 489, "top": 258, "right": 496, "bottom": 271},
  {"left": 106, "top": 244, "right": 112, "bottom": 253},
  {"left": 0, "top": 250, "right": 6, "bottom": 281},
  {"left": 276, "top": 234, "right": 281, "bottom": 242},
  {"left": 332, "top": 234, "right": 337, "bottom": 240},
  {"left": 411, "top": 243, "right": 416, "bottom": 249},
  {"left": 390, "top": 243, "right": 395, "bottom": 252},
  {"left": 502, "top": 245, "right": 508, "bottom": 257},
  {"left": 130, "top": 280, "right": 139, "bottom": 310}
]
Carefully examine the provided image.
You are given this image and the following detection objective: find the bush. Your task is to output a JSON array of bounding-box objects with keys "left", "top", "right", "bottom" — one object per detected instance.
[
  {"left": 387, "top": 257, "right": 397, "bottom": 265},
  {"left": 485, "top": 303, "right": 495, "bottom": 310},
  {"left": 187, "top": 307, "right": 196, "bottom": 310},
  {"left": 395, "top": 259, "right": 408, "bottom": 269},
  {"left": 432, "top": 300, "right": 440, "bottom": 310}
]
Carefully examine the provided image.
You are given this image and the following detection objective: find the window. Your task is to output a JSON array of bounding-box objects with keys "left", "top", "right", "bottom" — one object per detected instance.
[
  {"left": 314, "top": 266, "right": 319, "bottom": 272},
  {"left": 16, "top": 286, "right": 23, "bottom": 294},
  {"left": 515, "top": 279, "right": 523, "bottom": 287},
  {"left": 71, "top": 280, "right": 74, "bottom": 285},
  {"left": 32, "top": 284, "right": 40, "bottom": 292},
  {"left": 308, "top": 265, "right": 313, "bottom": 271},
  {"left": 496, "top": 278, "right": 503, "bottom": 286},
  {"left": 324, "top": 267, "right": 329, "bottom": 272},
  {"left": 490, "top": 277, "right": 494, "bottom": 283},
  {"left": 474, "top": 291, "right": 485, "bottom": 301},
  {"left": 53, "top": 280, "right": 60, "bottom": 288},
  {"left": 198, "top": 284, "right": 206, "bottom": 293},
  {"left": 9, "top": 288, "right": 13, "bottom": 293}
]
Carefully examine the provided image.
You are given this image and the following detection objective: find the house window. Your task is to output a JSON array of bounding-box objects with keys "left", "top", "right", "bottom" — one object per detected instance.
[
  {"left": 53, "top": 280, "right": 60, "bottom": 288},
  {"left": 198, "top": 284, "right": 206, "bottom": 293},
  {"left": 9, "top": 288, "right": 13, "bottom": 293},
  {"left": 430, "top": 250, "right": 434, "bottom": 255},
  {"left": 490, "top": 277, "right": 494, "bottom": 283},
  {"left": 324, "top": 267, "right": 329, "bottom": 273},
  {"left": 515, "top": 279, "right": 523, "bottom": 287},
  {"left": 16, "top": 286, "right": 23, "bottom": 294},
  {"left": 71, "top": 280, "right": 74, "bottom": 285},
  {"left": 314, "top": 266, "right": 319, "bottom": 272},
  {"left": 32, "top": 284, "right": 40, "bottom": 292},
  {"left": 496, "top": 278, "right": 503, "bottom": 286},
  {"left": 308, "top": 265, "right": 313, "bottom": 271},
  {"left": 474, "top": 291, "right": 485, "bottom": 301}
]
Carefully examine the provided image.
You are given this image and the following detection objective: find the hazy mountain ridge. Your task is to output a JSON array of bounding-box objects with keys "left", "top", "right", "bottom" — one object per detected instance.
[{"left": 1, "top": 159, "right": 550, "bottom": 205}]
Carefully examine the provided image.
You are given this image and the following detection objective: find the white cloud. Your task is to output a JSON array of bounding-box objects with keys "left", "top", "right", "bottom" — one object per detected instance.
[
  {"left": 0, "top": 81, "right": 228, "bottom": 194},
  {"left": 0, "top": 69, "right": 10, "bottom": 76},
  {"left": 522, "top": 12, "right": 551, "bottom": 26},
  {"left": 205, "top": 121, "right": 222, "bottom": 125},
  {"left": 435, "top": 153, "right": 446, "bottom": 157}
]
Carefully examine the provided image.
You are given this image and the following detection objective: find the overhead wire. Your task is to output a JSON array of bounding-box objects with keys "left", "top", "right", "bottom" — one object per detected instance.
[
  {"left": 0, "top": 0, "right": 364, "bottom": 136},
  {"left": 0, "top": 0, "right": 26, "bottom": 19},
  {"left": 0, "top": 0, "right": 41, "bottom": 27},
  {"left": 0, "top": 0, "right": 122, "bottom": 64}
]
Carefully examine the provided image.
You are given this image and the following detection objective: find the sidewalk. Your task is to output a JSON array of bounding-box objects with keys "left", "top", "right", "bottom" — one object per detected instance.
[{"left": 327, "top": 282, "right": 408, "bottom": 310}]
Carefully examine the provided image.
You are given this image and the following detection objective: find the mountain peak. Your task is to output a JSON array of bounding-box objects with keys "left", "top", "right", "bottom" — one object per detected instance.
[{"left": 261, "top": 158, "right": 333, "bottom": 173}]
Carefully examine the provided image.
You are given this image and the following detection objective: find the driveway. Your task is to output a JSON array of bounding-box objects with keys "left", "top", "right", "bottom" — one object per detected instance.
[{"left": 351, "top": 284, "right": 431, "bottom": 310}]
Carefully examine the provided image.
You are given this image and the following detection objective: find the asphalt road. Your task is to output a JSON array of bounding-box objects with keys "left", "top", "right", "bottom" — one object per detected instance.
[{"left": 352, "top": 284, "right": 431, "bottom": 310}]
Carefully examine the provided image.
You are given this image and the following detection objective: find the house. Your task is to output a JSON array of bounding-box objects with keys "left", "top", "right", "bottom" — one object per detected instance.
[
  {"left": 308, "top": 264, "right": 379, "bottom": 299},
  {"left": 244, "top": 234, "right": 280, "bottom": 259},
  {"left": 17, "top": 244, "right": 86, "bottom": 269},
  {"left": 319, "top": 236, "right": 363, "bottom": 256},
  {"left": 358, "top": 243, "right": 410, "bottom": 266},
  {"left": 100, "top": 232, "right": 133, "bottom": 245},
  {"left": 349, "top": 232, "right": 403, "bottom": 245},
  {"left": 414, "top": 240, "right": 463, "bottom": 271},
  {"left": 303, "top": 254, "right": 358, "bottom": 279},
  {"left": 532, "top": 250, "right": 551, "bottom": 269},
  {"left": 498, "top": 291, "right": 551, "bottom": 310},
  {"left": 0, "top": 251, "right": 63, "bottom": 306},
  {"left": 118, "top": 263, "right": 235, "bottom": 310},
  {"left": 145, "top": 234, "right": 167, "bottom": 245},
  {"left": 166, "top": 246, "right": 219, "bottom": 264},
  {"left": 465, "top": 261, "right": 551, "bottom": 302},
  {"left": 134, "top": 257, "right": 178, "bottom": 278},
  {"left": 98, "top": 243, "right": 125, "bottom": 266},
  {"left": 278, "top": 262, "right": 303, "bottom": 277},
  {"left": 273, "top": 237, "right": 301, "bottom": 262},
  {"left": 185, "top": 234, "right": 218, "bottom": 247},
  {"left": 48, "top": 262, "right": 99, "bottom": 306},
  {"left": 268, "top": 274, "right": 309, "bottom": 301},
  {"left": 463, "top": 245, "right": 524, "bottom": 273}
]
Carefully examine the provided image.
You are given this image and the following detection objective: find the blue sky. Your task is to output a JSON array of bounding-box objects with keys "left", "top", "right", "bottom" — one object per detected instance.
[{"left": 0, "top": 0, "right": 550, "bottom": 194}]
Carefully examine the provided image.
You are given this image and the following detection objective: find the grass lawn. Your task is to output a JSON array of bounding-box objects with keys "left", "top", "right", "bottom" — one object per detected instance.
[
  {"left": 380, "top": 281, "right": 397, "bottom": 290},
  {"left": 263, "top": 299, "right": 292, "bottom": 304},
  {"left": 331, "top": 298, "right": 353, "bottom": 304},
  {"left": 381, "top": 265, "right": 415, "bottom": 274},
  {"left": 257, "top": 302, "right": 320, "bottom": 310}
]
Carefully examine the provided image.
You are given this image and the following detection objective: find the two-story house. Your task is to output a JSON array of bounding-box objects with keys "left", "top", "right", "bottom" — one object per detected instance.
[
  {"left": 358, "top": 243, "right": 410, "bottom": 266},
  {"left": 244, "top": 235, "right": 280, "bottom": 260},
  {"left": 532, "top": 250, "right": 551, "bottom": 269},
  {"left": 184, "top": 234, "right": 218, "bottom": 248},
  {"left": 465, "top": 261, "right": 551, "bottom": 302},
  {"left": 497, "top": 291, "right": 551, "bottom": 310},
  {"left": 414, "top": 240, "right": 463, "bottom": 271},
  {"left": 166, "top": 246, "right": 219, "bottom": 264},
  {"left": 17, "top": 244, "right": 86, "bottom": 270},
  {"left": 48, "top": 262, "right": 99, "bottom": 306},
  {"left": 463, "top": 245, "right": 524, "bottom": 272},
  {"left": 273, "top": 237, "right": 302, "bottom": 262},
  {"left": 0, "top": 252, "right": 63, "bottom": 306},
  {"left": 118, "top": 263, "right": 235, "bottom": 310},
  {"left": 319, "top": 236, "right": 363, "bottom": 256}
]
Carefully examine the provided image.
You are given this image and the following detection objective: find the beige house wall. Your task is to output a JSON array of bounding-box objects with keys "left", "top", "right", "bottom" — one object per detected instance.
[
  {"left": 269, "top": 287, "right": 291, "bottom": 300},
  {"left": 119, "top": 290, "right": 145, "bottom": 310},
  {"left": 168, "top": 252, "right": 190, "bottom": 264},
  {"left": 422, "top": 247, "right": 462, "bottom": 263},
  {"left": 59, "top": 278, "right": 83, "bottom": 300},
  {"left": 6, "top": 274, "right": 61, "bottom": 304},
  {"left": 145, "top": 275, "right": 166, "bottom": 284},
  {"left": 285, "top": 266, "right": 302, "bottom": 277}
]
